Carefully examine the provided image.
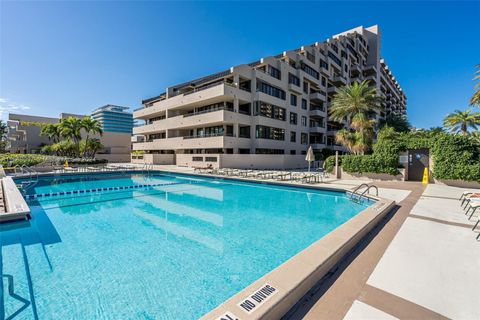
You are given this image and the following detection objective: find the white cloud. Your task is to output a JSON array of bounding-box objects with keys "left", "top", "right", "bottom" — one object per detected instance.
[{"left": 0, "top": 97, "right": 31, "bottom": 121}]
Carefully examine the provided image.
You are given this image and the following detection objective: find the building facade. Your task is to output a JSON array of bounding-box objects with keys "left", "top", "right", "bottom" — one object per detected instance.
[
  {"left": 91, "top": 105, "right": 134, "bottom": 134},
  {"left": 6, "top": 108, "right": 132, "bottom": 162},
  {"left": 133, "top": 25, "right": 406, "bottom": 168}
]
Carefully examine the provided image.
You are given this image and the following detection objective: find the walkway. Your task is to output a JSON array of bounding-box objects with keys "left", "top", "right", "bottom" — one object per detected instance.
[{"left": 286, "top": 182, "right": 480, "bottom": 320}]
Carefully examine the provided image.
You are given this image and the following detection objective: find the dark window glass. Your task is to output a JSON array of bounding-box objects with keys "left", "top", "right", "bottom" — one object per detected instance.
[
  {"left": 290, "top": 94, "right": 297, "bottom": 106},
  {"left": 268, "top": 65, "right": 281, "bottom": 80},
  {"left": 288, "top": 73, "right": 300, "bottom": 86},
  {"left": 290, "top": 150, "right": 296, "bottom": 155},
  {"left": 290, "top": 112, "right": 297, "bottom": 125},
  {"left": 301, "top": 99, "right": 308, "bottom": 110},
  {"left": 257, "top": 81, "right": 286, "bottom": 100},
  {"left": 290, "top": 131, "right": 296, "bottom": 142},
  {"left": 254, "top": 101, "right": 286, "bottom": 121},
  {"left": 301, "top": 63, "right": 319, "bottom": 79},
  {"left": 301, "top": 133, "right": 308, "bottom": 144},
  {"left": 255, "top": 125, "right": 285, "bottom": 141},
  {"left": 301, "top": 115, "right": 307, "bottom": 126}
]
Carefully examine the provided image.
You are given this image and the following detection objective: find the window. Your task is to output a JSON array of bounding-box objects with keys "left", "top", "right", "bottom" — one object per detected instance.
[
  {"left": 290, "top": 150, "right": 296, "bottom": 155},
  {"left": 301, "top": 133, "right": 308, "bottom": 145},
  {"left": 321, "top": 76, "right": 326, "bottom": 87},
  {"left": 331, "top": 44, "right": 339, "bottom": 53},
  {"left": 257, "top": 81, "right": 286, "bottom": 100},
  {"left": 239, "top": 126, "right": 250, "bottom": 138},
  {"left": 205, "top": 157, "right": 218, "bottom": 162},
  {"left": 254, "top": 101, "right": 286, "bottom": 121},
  {"left": 301, "top": 99, "right": 308, "bottom": 110},
  {"left": 303, "top": 81, "right": 309, "bottom": 94},
  {"left": 288, "top": 73, "right": 300, "bottom": 86},
  {"left": 268, "top": 65, "right": 281, "bottom": 80},
  {"left": 306, "top": 51, "right": 315, "bottom": 63},
  {"left": 290, "top": 131, "right": 296, "bottom": 142},
  {"left": 192, "top": 157, "right": 204, "bottom": 162},
  {"left": 239, "top": 148, "right": 250, "bottom": 154},
  {"left": 255, "top": 148, "right": 285, "bottom": 155},
  {"left": 320, "top": 59, "right": 328, "bottom": 70},
  {"left": 255, "top": 125, "right": 285, "bottom": 141},
  {"left": 290, "top": 94, "right": 297, "bottom": 106},
  {"left": 301, "top": 116, "right": 307, "bottom": 126},
  {"left": 239, "top": 103, "right": 251, "bottom": 115},
  {"left": 328, "top": 51, "right": 342, "bottom": 66},
  {"left": 301, "top": 63, "right": 319, "bottom": 79},
  {"left": 290, "top": 112, "right": 297, "bottom": 125}
]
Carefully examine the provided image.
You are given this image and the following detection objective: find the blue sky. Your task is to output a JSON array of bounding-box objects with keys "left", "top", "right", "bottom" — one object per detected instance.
[{"left": 0, "top": 1, "right": 479, "bottom": 128}]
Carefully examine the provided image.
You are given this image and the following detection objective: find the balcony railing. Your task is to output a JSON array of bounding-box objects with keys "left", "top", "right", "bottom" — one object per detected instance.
[
  {"left": 183, "top": 105, "right": 234, "bottom": 118},
  {"left": 182, "top": 132, "right": 234, "bottom": 139}
]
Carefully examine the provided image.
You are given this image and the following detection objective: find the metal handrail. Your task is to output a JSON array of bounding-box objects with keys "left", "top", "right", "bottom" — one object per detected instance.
[{"left": 350, "top": 183, "right": 378, "bottom": 203}]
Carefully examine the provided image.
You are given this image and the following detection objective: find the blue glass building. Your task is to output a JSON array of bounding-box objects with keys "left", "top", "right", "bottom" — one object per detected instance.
[{"left": 91, "top": 105, "right": 133, "bottom": 134}]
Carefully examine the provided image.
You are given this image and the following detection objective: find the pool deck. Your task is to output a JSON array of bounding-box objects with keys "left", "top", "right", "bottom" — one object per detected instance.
[
  {"left": 6, "top": 164, "right": 479, "bottom": 319},
  {"left": 149, "top": 165, "right": 480, "bottom": 319},
  {"left": 286, "top": 182, "right": 480, "bottom": 320}
]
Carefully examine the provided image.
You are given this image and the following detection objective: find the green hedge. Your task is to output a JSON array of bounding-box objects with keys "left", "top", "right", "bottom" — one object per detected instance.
[
  {"left": 337, "top": 130, "right": 480, "bottom": 182},
  {"left": 0, "top": 154, "right": 107, "bottom": 168},
  {"left": 324, "top": 155, "right": 340, "bottom": 173},
  {"left": 430, "top": 134, "right": 480, "bottom": 182}
]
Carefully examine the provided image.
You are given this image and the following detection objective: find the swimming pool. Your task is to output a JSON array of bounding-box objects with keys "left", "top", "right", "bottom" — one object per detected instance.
[{"left": 2, "top": 172, "right": 372, "bottom": 319}]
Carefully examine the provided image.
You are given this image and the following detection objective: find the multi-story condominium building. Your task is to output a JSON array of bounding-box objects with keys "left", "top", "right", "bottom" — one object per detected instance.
[
  {"left": 133, "top": 25, "right": 406, "bottom": 169},
  {"left": 91, "top": 105, "right": 134, "bottom": 134}
]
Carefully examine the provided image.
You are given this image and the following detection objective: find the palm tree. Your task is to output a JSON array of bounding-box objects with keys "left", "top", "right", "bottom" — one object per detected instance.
[
  {"left": 81, "top": 117, "right": 102, "bottom": 157},
  {"left": 378, "top": 114, "right": 411, "bottom": 133},
  {"left": 40, "top": 123, "right": 61, "bottom": 143},
  {"left": 59, "top": 117, "right": 83, "bottom": 156},
  {"left": 443, "top": 109, "right": 480, "bottom": 135},
  {"left": 470, "top": 64, "right": 480, "bottom": 107},
  {"left": 330, "top": 80, "right": 384, "bottom": 154}
]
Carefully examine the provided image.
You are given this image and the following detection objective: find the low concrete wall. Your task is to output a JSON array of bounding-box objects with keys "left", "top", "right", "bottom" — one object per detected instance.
[
  {"left": 340, "top": 167, "right": 405, "bottom": 181},
  {"left": 132, "top": 154, "right": 176, "bottom": 165},
  {"left": 434, "top": 179, "right": 480, "bottom": 189},
  {"left": 1, "top": 177, "right": 30, "bottom": 222},
  {"left": 176, "top": 154, "right": 309, "bottom": 169},
  {"left": 96, "top": 154, "right": 131, "bottom": 163}
]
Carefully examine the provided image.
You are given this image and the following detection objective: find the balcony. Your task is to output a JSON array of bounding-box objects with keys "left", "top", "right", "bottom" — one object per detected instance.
[
  {"left": 134, "top": 82, "right": 250, "bottom": 119},
  {"left": 309, "top": 109, "right": 326, "bottom": 117},
  {"left": 288, "top": 83, "right": 303, "bottom": 94},
  {"left": 309, "top": 126, "right": 326, "bottom": 133},
  {"left": 132, "top": 134, "right": 249, "bottom": 151},
  {"left": 332, "top": 75, "right": 347, "bottom": 85},
  {"left": 327, "top": 86, "right": 339, "bottom": 95},
  {"left": 309, "top": 91, "right": 326, "bottom": 102},
  {"left": 133, "top": 109, "right": 249, "bottom": 135}
]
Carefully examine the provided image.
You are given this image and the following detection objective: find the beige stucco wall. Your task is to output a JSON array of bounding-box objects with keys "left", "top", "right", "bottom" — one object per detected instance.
[
  {"left": 176, "top": 154, "right": 308, "bottom": 169},
  {"left": 131, "top": 154, "right": 175, "bottom": 165}
]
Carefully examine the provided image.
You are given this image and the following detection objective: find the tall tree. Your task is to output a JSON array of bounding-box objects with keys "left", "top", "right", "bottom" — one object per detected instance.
[
  {"left": 81, "top": 117, "right": 103, "bottom": 157},
  {"left": 40, "top": 123, "right": 61, "bottom": 143},
  {"left": 59, "top": 117, "right": 83, "bottom": 156},
  {"left": 470, "top": 64, "right": 480, "bottom": 107},
  {"left": 378, "top": 114, "right": 411, "bottom": 133},
  {"left": 443, "top": 109, "right": 480, "bottom": 135},
  {"left": 330, "top": 80, "right": 384, "bottom": 154}
]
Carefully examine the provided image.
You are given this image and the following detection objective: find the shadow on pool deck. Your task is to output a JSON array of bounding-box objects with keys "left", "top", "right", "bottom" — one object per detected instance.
[{"left": 284, "top": 182, "right": 428, "bottom": 320}]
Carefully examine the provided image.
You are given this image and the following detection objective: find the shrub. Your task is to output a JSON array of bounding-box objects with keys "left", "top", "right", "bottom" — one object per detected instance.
[
  {"left": 431, "top": 133, "right": 480, "bottom": 182},
  {"left": 325, "top": 155, "right": 341, "bottom": 173},
  {"left": 0, "top": 154, "right": 107, "bottom": 168}
]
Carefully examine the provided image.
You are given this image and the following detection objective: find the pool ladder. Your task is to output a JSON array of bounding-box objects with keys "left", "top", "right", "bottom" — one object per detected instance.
[
  {"left": 349, "top": 183, "right": 378, "bottom": 203},
  {"left": 15, "top": 165, "right": 39, "bottom": 193}
]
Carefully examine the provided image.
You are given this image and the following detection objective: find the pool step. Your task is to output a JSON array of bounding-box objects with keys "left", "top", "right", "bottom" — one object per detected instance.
[{"left": 24, "top": 180, "right": 203, "bottom": 200}]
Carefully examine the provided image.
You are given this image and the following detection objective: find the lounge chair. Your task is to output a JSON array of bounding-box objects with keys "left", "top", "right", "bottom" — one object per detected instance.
[
  {"left": 462, "top": 194, "right": 480, "bottom": 208},
  {"left": 465, "top": 199, "right": 480, "bottom": 220}
]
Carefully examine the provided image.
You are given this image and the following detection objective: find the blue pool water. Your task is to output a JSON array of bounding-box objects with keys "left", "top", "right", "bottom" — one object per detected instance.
[{"left": 2, "top": 172, "right": 372, "bottom": 319}]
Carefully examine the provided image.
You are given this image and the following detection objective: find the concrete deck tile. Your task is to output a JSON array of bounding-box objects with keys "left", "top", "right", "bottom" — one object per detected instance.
[
  {"left": 344, "top": 300, "right": 398, "bottom": 320},
  {"left": 367, "top": 217, "right": 480, "bottom": 319}
]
